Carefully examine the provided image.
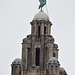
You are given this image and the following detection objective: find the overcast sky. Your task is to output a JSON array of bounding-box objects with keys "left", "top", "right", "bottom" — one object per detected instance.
[{"left": 0, "top": 0, "right": 75, "bottom": 75}]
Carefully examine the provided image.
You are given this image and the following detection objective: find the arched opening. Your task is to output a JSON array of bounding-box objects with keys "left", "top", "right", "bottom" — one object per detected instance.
[
  {"left": 19, "top": 71, "right": 21, "bottom": 75},
  {"left": 35, "top": 48, "right": 40, "bottom": 66},
  {"left": 45, "top": 47, "right": 47, "bottom": 62},
  {"left": 38, "top": 26, "right": 40, "bottom": 38},
  {"left": 53, "top": 53, "right": 56, "bottom": 57},
  {"left": 27, "top": 48, "right": 31, "bottom": 66},
  {"left": 44, "top": 26, "right": 46, "bottom": 34}
]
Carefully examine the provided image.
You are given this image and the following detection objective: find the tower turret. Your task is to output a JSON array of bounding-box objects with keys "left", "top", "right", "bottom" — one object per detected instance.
[
  {"left": 47, "top": 57, "right": 60, "bottom": 75},
  {"left": 11, "top": 58, "right": 23, "bottom": 75},
  {"left": 21, "top": 10, "right": 60, "bottom": 75},
  {"left": 59, "top": 67, "right": 67, "bottom": 75},
  {"left": 11, "top": 1, "right": 68, "bottom": 75},
  {"left": 31, "top": 10, "right": 52, "bottom": 36}
]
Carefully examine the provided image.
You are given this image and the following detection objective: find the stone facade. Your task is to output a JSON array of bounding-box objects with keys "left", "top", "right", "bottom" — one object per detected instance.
[{"left": 11, "top": 10, "right": 68, "bottom": 75}]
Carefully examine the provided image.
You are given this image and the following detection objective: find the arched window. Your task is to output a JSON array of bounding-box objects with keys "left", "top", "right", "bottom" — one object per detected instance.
[
  {"left": 27, "top": 48, "right": 31, "bottom": 66},
  {"left": 45, "top": 47, "right": 47, "bottom": 62},
  {"left": 19, "top": 71, "right": 21, "bottom": 75},
  {"left": 53, "top": 53, "right": 56, "bottom": 57},
  {"left": 35, "top": 48, "right": 40, "bottom": 66},
  {"left": 38, "top": 26, "right": 40, "bottom": 38},
  {"left": 44, "top": 26, "right": 46, "bottom": 34}
]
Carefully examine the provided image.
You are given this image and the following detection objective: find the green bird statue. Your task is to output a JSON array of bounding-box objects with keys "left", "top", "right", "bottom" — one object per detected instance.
[{"left": 38, "top": 0, "right": 46, "bottom": 10}]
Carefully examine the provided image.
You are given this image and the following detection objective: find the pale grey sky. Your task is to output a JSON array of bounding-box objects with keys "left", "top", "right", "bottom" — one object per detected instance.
[{"left": 0, "top": 0, "right": 75, "bottom": 75}]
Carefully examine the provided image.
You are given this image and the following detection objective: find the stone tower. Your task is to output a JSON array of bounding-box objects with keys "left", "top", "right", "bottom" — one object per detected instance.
[{"left": 11, "top": 10, "right": 68, "bottom": 75}]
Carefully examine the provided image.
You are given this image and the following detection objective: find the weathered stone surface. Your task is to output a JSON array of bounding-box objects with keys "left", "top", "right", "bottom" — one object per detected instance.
[{"left": 11, "top": 11, "right": 67, "bottom": 75}]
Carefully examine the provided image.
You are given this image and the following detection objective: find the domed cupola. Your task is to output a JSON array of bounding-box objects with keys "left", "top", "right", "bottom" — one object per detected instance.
[
  {"left": 47, "top": 57, "right": 60, "bottom": 75},
  {"left": 31, "top": 10, "right": 52, "bottom": 36},
  {"left": 48, "top": 57, "right": 60, "bottom": 64},
  {"left": 59, "top": 67, "right": 67, "bottom": 75},
  {"left": 33, "top": 10, "right": 49, "bottom": 21},
  {"left": 11, "top": 58, "right": 23, "bottom": 75},
  {"left": 12, "top": 58, "right": 22, "bottom": 65}
]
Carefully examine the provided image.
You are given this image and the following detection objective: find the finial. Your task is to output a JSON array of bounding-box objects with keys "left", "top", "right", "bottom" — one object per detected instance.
[{"left": 38, "top": 0, "right": 46, "bottom": 10}]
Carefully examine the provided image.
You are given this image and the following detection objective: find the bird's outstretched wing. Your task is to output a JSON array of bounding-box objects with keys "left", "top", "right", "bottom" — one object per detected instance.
[
  {"left": 39, "top": 0, "right": 46, "bottom": 4},
  {"left": 38, "top": 0, "right": 46, "bottom": 9}
]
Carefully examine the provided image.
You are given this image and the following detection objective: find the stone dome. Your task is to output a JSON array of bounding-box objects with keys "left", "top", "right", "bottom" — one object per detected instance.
[
  {"left": 33, "top": 10, "right": 49, "bottom": 21},
  {"left": 59, "top": 67, "right": 65, "bottom": 72},
  {"left": 12, "top": 58, "right": 22, "bottom": 65},
  {"left": 48, "top": 57, "right": 59, "bottom": 64},
  {"left": 59, "top": 67, "right": 67, "bottom": 75}
]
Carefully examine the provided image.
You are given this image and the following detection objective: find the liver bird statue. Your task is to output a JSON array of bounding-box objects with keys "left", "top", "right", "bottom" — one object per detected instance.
[{"left": 38, "top": 0, "right": 46, "bottom": 10}]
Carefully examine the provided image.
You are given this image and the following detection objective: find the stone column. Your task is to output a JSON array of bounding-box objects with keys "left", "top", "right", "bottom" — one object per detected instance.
[
  {"left": 48, "top": 24, "right": 50, "bottom": 35},
  {"left": 44, "top": 47, "right": 47, "bottom": 69},
  {"left": 40, "top": 35, "right": 44, "bottom": 69},
  {"left": 48, "top": 43, "right": 53, "bottom": 59},
  {"left": 22, "top": 44, "right": 27, "bottom": 66},
  {"left": 47, "top": 47, "right": 49, "bottom": 63},
  {"left": 41, "top": 23, "right": 44, "bottom": 35},
  {"left": 48, "top": 64, "right": 51, "bottom": 74},
  {"left": 35, "top": 22, "right": 37, "bottom": 34},
  {"left": 55, "top": 66, "right": 59, "bottom": 75},
  {"left": 31, "top": 36, "right": 35, "bottom": 66},
  {"left": 21, "top": 67, "right": 23, "bottom": 75},
  {"left": 31, "top": 24, "right": 33, "bottom": 34}
]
